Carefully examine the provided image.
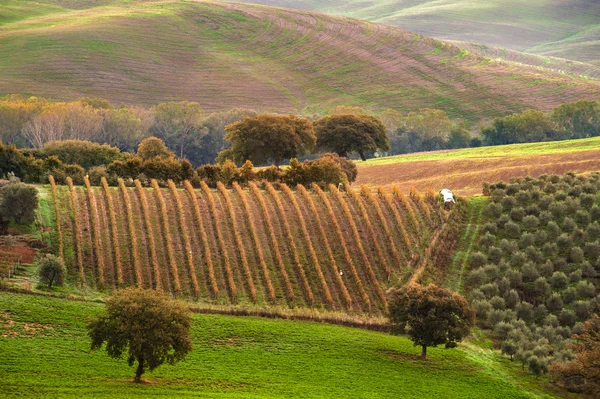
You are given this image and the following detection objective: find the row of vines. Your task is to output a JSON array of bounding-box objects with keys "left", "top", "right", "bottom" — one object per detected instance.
[{"left": 48, "top": 178, "right": 452, "bottom": 313}]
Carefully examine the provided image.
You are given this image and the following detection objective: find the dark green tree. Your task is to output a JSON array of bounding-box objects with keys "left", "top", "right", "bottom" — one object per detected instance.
[
  {"left": 88, "top": 288, "right": 193, "bottom": 383},
  {"left": 37, "top": 254, "right": 66, "bottom": 289},
  {"left": 0, "top": 181, "right": 38, "bottom": 224},
  {"left": 388, "top": 283, "right": 475, "bottom": 359},
  {"left": 314, "top": 113, "right": 389, "bottom": 161}
]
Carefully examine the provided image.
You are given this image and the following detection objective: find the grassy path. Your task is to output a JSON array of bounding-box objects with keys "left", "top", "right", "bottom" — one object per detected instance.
[{"left": 444, "top": 196, "right": 487, "bottom": 293}]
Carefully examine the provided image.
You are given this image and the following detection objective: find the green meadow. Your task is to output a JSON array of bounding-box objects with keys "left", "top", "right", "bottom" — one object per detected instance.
[
  {"left": 358, "top": 136, "right": 600, "bottom": 167},
  {"left": 0, "top": 292, "right": 568, "bottom": 398}
]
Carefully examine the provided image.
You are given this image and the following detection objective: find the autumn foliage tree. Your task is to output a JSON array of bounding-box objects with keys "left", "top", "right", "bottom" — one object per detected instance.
[
  {"left": 388, "top": 284, "right": 475, "bottom": 359},
  {"left": 88, "top": 288, "right": 193, "bottom": 383},
  {"left": 314, "top": 113, "right": 389, "bottom": 161},
  {"left": 219, "top": 114, "right": 315, "bottom": 167},
  {"left": 550, "top": 312, "right": 600, "bottom": 397}
]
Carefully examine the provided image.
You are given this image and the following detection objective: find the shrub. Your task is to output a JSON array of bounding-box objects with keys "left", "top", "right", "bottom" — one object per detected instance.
[
  {"left": 519, "top": 233, "right": 535, "bottom": 250},
  {"left": 562, "top": 287, "right": 577, "bottom": 304},
  {"left": 0, "top": 182, "right": 38, "bottom": 224},
  {"left": 480, "top": 283, "right": 500, "bottom": 298},
  {"left": 37, "top": 254, "right": 66, "bottom": 289},
  {"left": 510, "top": 207, "right": 525, "bottom": 222},
  {"left": 534, "top": 230, "right": 548, "bottom": 246},
  {"left": 538, "top": 211, "right": 552, "bottom": 226},
  {"left": 522, "top": 262, "right": 540, "bottom": 282},
  {"left": 495, "top": 215, "right": 510, "bottom": 229},
  {"left": 478, "top": 232, "right": 496, "bottom": 248},
  {"left": 504, "top": 289, "right": 520, "bottom": 309},
  {"left": 522, "top": 215, "right": 539, "bottom": 231},
  {"left": 562, "top": 217, "right": 577, "bottom": 232},
  {"left": 472, "top": 300, "right": 492, "bottom": 320},
  {"left": 590, "top": 206, "right": 600, "bottom": 221},
  {"left": 502, "top": 196, "right": 517, "bottom": 211},
  {"left": 39, "top": 140, "right": 123, "bottom": 170},
  {"left": 485, "top": 202, "right": 503, "bottom": 218},
  {"left": 469, "top": 252, "right": 487, "bottom": 268},
  {"left": 488, "top": 246, "right": 504, "bottom": 264},
  {"left": 489, "top": 296, "right": 506, "bottom": 310},
  {"left": 515, "top": 302, "right": 534, "bottom": 322},
  {"left": 533, "top": 277, "right": 551, "bottom": 297},
  {"left": 579, "top": 194, "right": 595, "bottom": 210},
  {"left": 510, "top": 251, "right": 527, "bottom": 268},
  {"left": 569, "top": 247, "right": 585, "bottom": 263},
  {"left": 505, "top": 221, "right": 521, "bottom": 239},
  {"left": 574, "top": 210, "right": 591, "bottom": 227},
  {"left": 586, "top": 222, "right": 600, "bottom": 240},
  {"left": 550, "top": 272, "right": 569, "bottom": 290},
  {"left": 467, "top": 268, "right": 487, "bottom": 286},
  {"left": 558, "top": 309, "right": 576, "bottom": 327},
  {"left": 506, "top": 269, "right": 523, "bottom": 288},
  {"left": 576, "top": 281, "right": 596, "bottom": 299}
]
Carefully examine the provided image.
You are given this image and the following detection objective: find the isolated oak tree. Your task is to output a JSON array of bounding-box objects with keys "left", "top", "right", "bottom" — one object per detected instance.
[
  {"left": 388, "top": 284, "right": 475, "bottom": 359},
  {"left": 314, "top": 113, "right": 389, "bottom": 161},
  {"left": 88, "top": 288, "right": 193, "bottom": 383},
  {"left": 219, "top": 114, "right": 315, "bottom": 167}
]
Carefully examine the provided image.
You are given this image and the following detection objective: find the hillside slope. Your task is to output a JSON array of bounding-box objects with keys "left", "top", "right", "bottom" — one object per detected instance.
[
  {"left": 0, "top": 292, "right": 563, "bottom": 398},
  {"left": 40, "top": 180, "right": 454, "bottom": 314},
  {"left": 2, "top": 1, "right": 600, "bottom": 123},
  {"left": 224, "top": 0, "right": 600, "bottom": 66}
]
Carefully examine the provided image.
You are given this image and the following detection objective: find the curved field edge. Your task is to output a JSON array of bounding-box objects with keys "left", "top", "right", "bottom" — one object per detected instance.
[
  {"left": 0, "top": 291, "right": 570, "bottom": 398},
  {"left": 356, "top": 136, "right": 600, "bottom": 195}
]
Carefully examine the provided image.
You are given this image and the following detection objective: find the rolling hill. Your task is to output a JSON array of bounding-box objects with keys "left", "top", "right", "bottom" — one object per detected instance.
[
  {"left": 222, "top": 0, "right": 600, "bottom": 67},
  {"left": 0, "top": 291, "right": 563, "bottom": 398},
  {"left": 2, "top": 0, "right": 600, "bottom": 123}
]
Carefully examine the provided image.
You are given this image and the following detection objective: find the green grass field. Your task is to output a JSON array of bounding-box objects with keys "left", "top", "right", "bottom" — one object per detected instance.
[
  {"left": 360, "top": 136, "right": 600, "bottom": 167},
  {"left": 0, "top": 291, "right": 570, "bottom": 398}
]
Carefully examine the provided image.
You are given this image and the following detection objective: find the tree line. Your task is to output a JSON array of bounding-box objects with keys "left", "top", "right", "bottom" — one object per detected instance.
[{"left": 2, "top": 95, "right": 598, "bottom": 165}]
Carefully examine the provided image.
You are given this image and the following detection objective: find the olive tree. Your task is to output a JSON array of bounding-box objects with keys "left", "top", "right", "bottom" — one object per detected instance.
[
  {"left": 388, "top": 283, "right": 475, "bottom": 359},
  {"left": 37, "top": 254, "right": 65, "bottom": 289},
  {"left": 88, "top": 288, "right": 193, "bottom": 383}
]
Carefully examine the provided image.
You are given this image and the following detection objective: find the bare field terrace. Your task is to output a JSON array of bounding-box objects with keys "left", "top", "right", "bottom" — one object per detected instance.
[{"left": 356, "top": 137, "right": 600, "bottom": 195}]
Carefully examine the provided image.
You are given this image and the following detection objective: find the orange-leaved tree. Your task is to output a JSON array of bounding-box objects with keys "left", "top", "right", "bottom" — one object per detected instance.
[
  {"left": 550, "top": 311, "right": 600, "bottom": 397},
  {"left": 218, "top": 114, "right": 315, "bottom": 167}
]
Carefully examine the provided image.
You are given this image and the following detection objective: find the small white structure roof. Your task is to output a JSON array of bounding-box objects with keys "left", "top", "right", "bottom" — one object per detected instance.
[{"left": 440, "top": 188, "right": 455, "bottom": 203}]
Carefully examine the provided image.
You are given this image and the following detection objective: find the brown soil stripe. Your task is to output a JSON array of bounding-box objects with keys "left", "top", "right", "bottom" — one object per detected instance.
[
  {"left": 312, "top": 184, "right": 370, "bottom": 309},
  {"left": 281, "top": 184, "right": 334, "bottom": 308},
  {"left": 48, "top": 176, "right": 64, "bottom": 261},
  {"left": 248, "top": 181, "right": 295, "bottom": 304},
  {"left": 119, "top": 178, "right": 143, "bottom": 288},
  {"left": 200, "top": 181, "right": 237, "bottom": 302},
  {"left": 151, "top": 179, "right": 182, "bottom": 294},
  {"left": 328, "top": 185, "right": 386, "bottom": 308},
  {"left": 232, "top": 182, "right": 276, "bottom": 302},
  {"left": 134, "top": 180, "right": 162, "bottom": 291},
  {"left": 349, "top": 189, "right": 391, "bottom": 280},
  {"left": 265, "top": 182, "right": 314, "bottom": 306},
  {"left": 296, "top": 184, "right": 352, "bottom": 309},
  {"left": 66, "top": 177, "right": 85, "bottom": 287},
  {"left": 101, "top": 177, "right": 124, "bottom": 285},
  {"left": 83, "top": 177, "right": 105, "bottom": 287},
  {"left": 184, "top": 181, "right": 218, "bottom": 298},
  {"left": 217, "top": 182, "right": 257, "bottom": 302}
]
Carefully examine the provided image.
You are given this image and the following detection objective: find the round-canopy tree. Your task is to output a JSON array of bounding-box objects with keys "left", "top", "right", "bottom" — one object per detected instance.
[
  {"left": 314, "top": 113, "right": 389, "bottom": 161},
  {"left": 388, "top": 283, "right": 475, "bottom": 359},
  {"left": 88, "top": 288, "right": 193, "bottom": 383},
  {"left": 219, "top": 114, "right": 315, "bottom": 167},
  {"left": 37, "top": 254, "right": 65, "bottom": 289}
]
